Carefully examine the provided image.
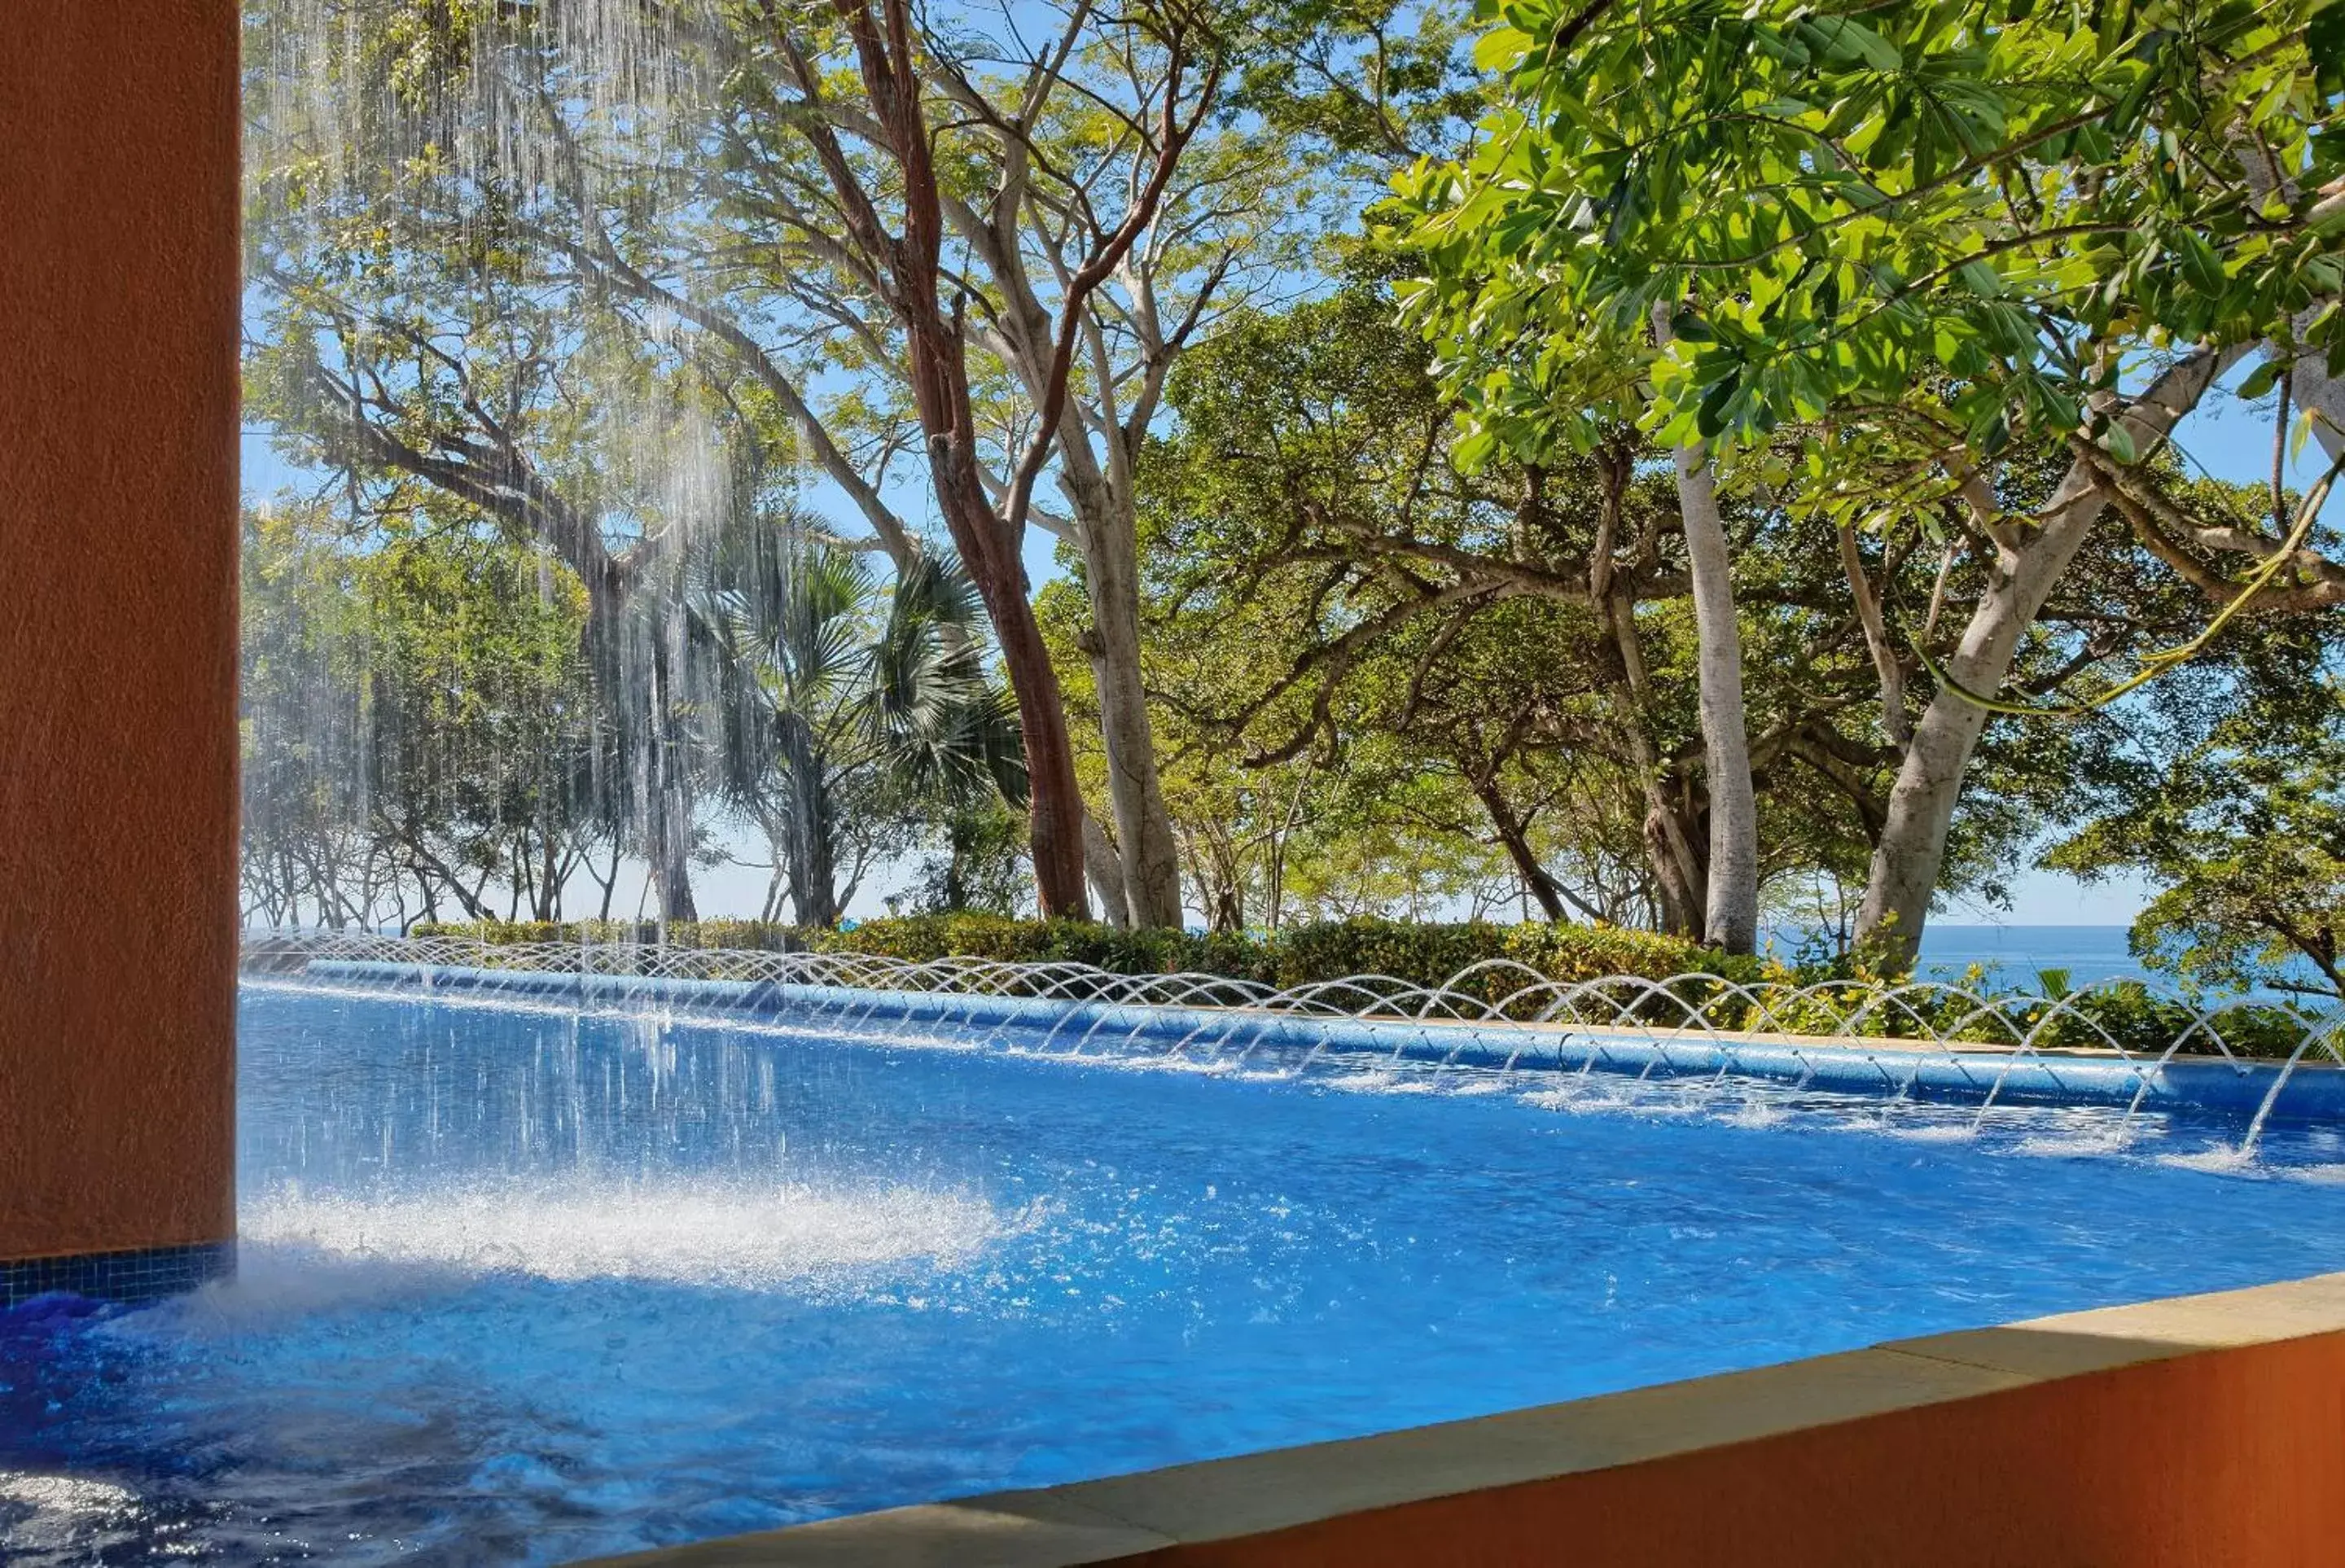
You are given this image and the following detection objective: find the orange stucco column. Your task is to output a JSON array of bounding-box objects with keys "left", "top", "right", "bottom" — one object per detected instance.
[{"left": 1, "top": 2, "right": 240, "bottom": 1299}]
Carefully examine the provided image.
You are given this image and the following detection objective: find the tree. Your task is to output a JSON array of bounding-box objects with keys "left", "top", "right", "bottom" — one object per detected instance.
[
  {"left": 900, "top": 797, "right": 1032, "bottom": 917},
  {"left": 2049, "top": 646, "right": 2345, "bottom": 999},
  {"left": 246, "top": 0, "right": 1362, "bottom": 924},
  {"left": 242, "top": 178, "right": 760, "bottom": 920},
  {"left": 1129, "top": 276, "right": 1989, "bottom": 938},
  {"left": 702, "top": 537, "right": 1026, "bottom": 927},
  {"left": 1391, "top": 0, "right": 2345, "bottom": 962},
  {"left": 240, "top": 501, "right": 392, "bottom": 927},
  {"left": 239, "top": 496, "right": 614, "bottom": 929}
]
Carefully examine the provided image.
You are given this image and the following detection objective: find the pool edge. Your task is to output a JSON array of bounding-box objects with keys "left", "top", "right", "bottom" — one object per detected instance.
[{"left": 577, "top": 1268, "right": 2345, "bottom": 1567}]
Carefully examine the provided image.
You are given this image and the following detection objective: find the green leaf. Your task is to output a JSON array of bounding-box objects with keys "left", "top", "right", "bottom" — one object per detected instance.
[
  {"left": 1956, "top": 260, "right": 2001, "bottom": 298},
  {"left": 1695, "top": 372, "right": 1740, "bottom": 439},
  {"left": 2172, "top": 230, "right": 2226, "bottom": 296},
  {"left": 1472, "top": 25, "right": 1532, "bottom": 73},
  {"left": 1807, "top": 17, "right": 1903, "bottom": 72},
  {"left": 2234, "top": 358, "right": 2285, "bottom": 403},
  {"left": 2314, "top": 2, "right": 2345, "bottom": 94}
]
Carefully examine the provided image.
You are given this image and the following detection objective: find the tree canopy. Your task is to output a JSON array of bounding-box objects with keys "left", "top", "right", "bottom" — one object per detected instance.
[{"left": 237, "top": 0, "right": 2345, "bottom": 992}]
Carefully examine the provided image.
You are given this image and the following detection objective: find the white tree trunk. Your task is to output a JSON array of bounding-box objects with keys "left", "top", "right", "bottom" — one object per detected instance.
[
  {"left": 1040, "top": 427, "right": 1183, "bottom": 929},
  {"left": 1081, "top": 808, "right": 1133, "bottom": 929},
  {"left": 1670, "top": 439, "right": 1760, "bottom": 953},
  {"left": 1075, "top": 510, "right": 1185, "bottom": 928}
]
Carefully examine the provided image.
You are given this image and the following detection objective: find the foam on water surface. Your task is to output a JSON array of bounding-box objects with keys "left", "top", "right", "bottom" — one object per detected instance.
[{"left": 237, "top": 1180, "right": 1008, "bottom": 1290}]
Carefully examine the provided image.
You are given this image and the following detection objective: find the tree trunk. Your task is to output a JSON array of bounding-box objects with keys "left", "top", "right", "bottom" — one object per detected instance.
[
  {"left": 782, "top": 729, "right": 839, "bottom": 928},
  {"left": 1082, "top": 808, "right": 1132, "bottom": 929},
  {"left": 1072, "top": 515, "right": 1184, "bottom": 928},
  {"left": 1642, "top": 801, "right": 1703, "bottom": 938},
  {"left": 936, "top": 466, "right": 1089, "bottom": 918},
  {"left": 971, "top": 294, "right": 1182, "bottom": 926},
  {"left": 647, "top": 779, "right": 698, "bottom": 925},
  {"left": 1598, "top": 530, "right": 1707, "bottom": 942},
  {"left": 926, "top": 69, "right": 1193, "bottom": 931},
  {"left": 642, "top": 631, "right": 698, "bottom": 926},
  {"left": 1668, "top": 436, "right": 1760, "bottom": 953},
  {"left": 834, "top": 0, "right": 1089, "bottom": 918},
  {"left": 1473, "top": 777, "right": 1568, "bottom": 922},
  {"left": 1854, "top": 344, "right": 2244, "bottom": 966}
]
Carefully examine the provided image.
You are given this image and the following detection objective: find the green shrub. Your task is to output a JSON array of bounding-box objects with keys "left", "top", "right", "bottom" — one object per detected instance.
[
  {"left": 1732, "top": 970, "right": 2325, "bottom": 1058},
  {"left": 813, "top": 913, "right": 1250, "bottom": 975}
]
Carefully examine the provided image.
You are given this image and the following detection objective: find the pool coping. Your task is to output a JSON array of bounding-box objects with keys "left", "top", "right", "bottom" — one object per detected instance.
[{"left": 576, "top": 1268, "right": 2345, "bottom": 1566}]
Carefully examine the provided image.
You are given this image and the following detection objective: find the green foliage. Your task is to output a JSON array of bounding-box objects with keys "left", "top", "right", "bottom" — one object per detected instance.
[
  {"left": 241, "top": 498, "right": 611, "bottom": 929},
  {"left": 413, "top": 919, "right": 818, "bottom": 951},
  {"left": 2022, "top": 983, "right": 2317, "bottom": 1059},
  {"left": 246, "top": 0, "right": 2345, "bottom": 956},
  {"left": 2049, "top": 684, "right": 2345, "bottom": 1000},
  {"left": 818, "top": 913, "right": 1760, "bottom": 1006},
  {"left": 699, "top": 533, "right": 1024, "bottom": 926},
  {"left": 813, "top": 913, "right": 1272, "bottom": 980},
  {"left": 1384, "top": 1, "right": 2345, "bottom": 955},
  {"left": 1123, "top": 273, "right": 2067, "bottom": 936},
  {"left": 417, "top": 913, "right": 1756, "bottom": 1007},
  {"left": 899, "top": 799, "right": 1030, "bottom": 918},
  {"left": 1744, "top": 970, "right": 2321, "bottom": 1057},
  {"left": 1393, "top": 0, "right": 2341, "bottom": 474},
  {"left": 1229, "top": 0, "right": 1494, "bottom": 168}
]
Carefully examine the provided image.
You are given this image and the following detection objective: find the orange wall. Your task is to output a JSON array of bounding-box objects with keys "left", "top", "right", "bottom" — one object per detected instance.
[
  {"left": 1129, "top": 1331, "right": 2345, "bottom": 1568},
  {"left": 0, "top": 2, "right": 241, "bottom": 1261}
]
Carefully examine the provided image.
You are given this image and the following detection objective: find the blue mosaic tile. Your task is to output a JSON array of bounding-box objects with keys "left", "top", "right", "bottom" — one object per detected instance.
[{"left": 0, "top": 1239, "right": 234, "bottom": 1308}]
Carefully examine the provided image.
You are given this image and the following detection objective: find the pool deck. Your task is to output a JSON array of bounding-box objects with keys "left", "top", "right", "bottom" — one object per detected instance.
[{"left": 581, "top": 1269, "right": 2345, "bottom": 1567}]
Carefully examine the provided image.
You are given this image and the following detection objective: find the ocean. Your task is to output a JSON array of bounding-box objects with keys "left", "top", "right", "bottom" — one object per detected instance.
[
  {"left": 1911, "top": 924, "right": 2150, "bottom": 985},
  {"left": 1758, "top": 923, "right": 2166, "bottom": 988}
]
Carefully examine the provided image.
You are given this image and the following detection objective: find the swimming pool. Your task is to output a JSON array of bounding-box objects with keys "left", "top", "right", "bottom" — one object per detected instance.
[{"left": 7, "top": 978, "right": 2345, "bottom": 1564}]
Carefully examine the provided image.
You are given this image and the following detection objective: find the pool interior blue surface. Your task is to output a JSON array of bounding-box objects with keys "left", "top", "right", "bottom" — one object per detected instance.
[{"left": 7, "top": 980, "right": 2345, "bottom": 1563}]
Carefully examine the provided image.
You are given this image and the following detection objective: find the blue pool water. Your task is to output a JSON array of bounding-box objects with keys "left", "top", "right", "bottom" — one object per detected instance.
[{"left": 7, "top": 981, "right": 2345, "bottom": 1563}]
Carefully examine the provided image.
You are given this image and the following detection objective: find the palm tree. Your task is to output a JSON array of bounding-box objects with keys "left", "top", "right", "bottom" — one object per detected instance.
[{"left": 697, "top": 524, "right": 1025, "bottom": 927}]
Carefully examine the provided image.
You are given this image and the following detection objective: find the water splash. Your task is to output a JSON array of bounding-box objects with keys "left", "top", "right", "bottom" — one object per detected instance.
[
  {"left": 0, "top": 1475, "right": 161, "bottom": 1567},
  {"left": 241, "top": 934, "right": 2345, "bottom": 1176},
  {"left": 236, "top": 1178, "right": 1012, "bottom": 1292}
]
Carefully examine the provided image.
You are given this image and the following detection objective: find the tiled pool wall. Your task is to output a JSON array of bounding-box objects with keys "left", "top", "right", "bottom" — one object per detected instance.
[
  {"left": 289, "top": 960, "right": 2345, "bottom": 1122},
  {"left": 0, "top": 1240, "right": 235, "bottom": 1310}
]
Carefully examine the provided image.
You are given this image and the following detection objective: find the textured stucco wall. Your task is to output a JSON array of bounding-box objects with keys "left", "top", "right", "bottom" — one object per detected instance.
[
  {"left": 1124, "top": 1331, "right": 2345, "bottom": 1568},
  {"left": 1, "top": 2, "right": 240, "bottom": 1261}
]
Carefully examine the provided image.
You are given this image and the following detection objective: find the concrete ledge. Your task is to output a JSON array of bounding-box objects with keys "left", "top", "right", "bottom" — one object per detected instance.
[{"left": 581, "top": 1270, "right": 2345, "bottom": 1567}]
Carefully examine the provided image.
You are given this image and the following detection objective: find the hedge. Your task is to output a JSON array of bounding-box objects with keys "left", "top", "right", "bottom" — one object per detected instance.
[
  {"left": 414, "top": 913, "right": 1758, "bottom": 1012},
  {"left": 411, "top": 918, "right": 819, "bottom": 952}
]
